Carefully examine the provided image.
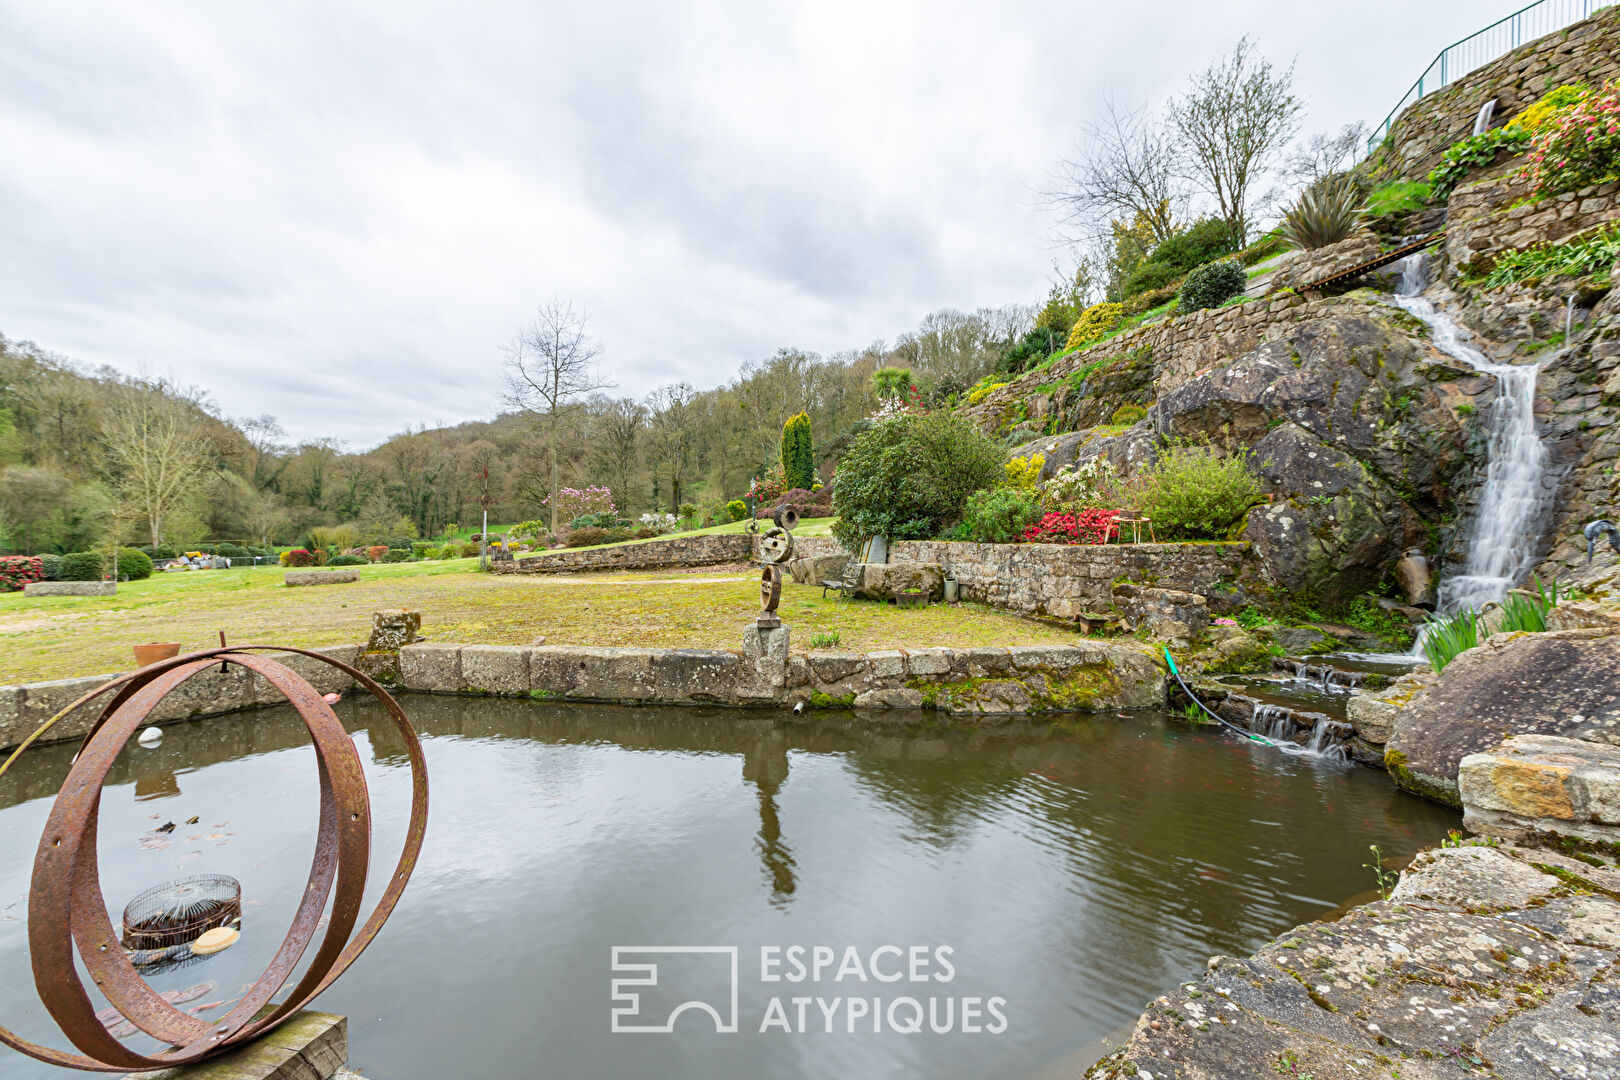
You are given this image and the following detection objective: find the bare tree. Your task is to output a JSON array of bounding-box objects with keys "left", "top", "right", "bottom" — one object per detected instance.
[
  {"left": 237, "top": 414, "right": 287, "bottom": 491},
  {"left": 645, "top": 383, "right": 696, "bottom": 513},
  {"left": 590, "top": 397, "right": 644, "bottom": 513},
  {"left": 1167, "top": 36, "right": 1302, "bottom": 245},
  {"left": 102, "top": 383, "right": 214, "bottom": 547},
  {"left": 1283, "top": 121, "right": 1369, "bottom": 188},
  {"left": 1048, "top": 96, "right": 1186, "bottom": 248},
  {"left": 504, "top": 300, "right": 614, "bottom": 533}
]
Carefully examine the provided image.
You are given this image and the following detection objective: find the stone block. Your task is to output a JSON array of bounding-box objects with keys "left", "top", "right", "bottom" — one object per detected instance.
[
  {"left": 955, "top": 647, "right": 1011, "bottom": 676},
  {"left": 853, "top": 688, "right": 924, "bottom": 709},
  {"left": 23, "top": 581, "right": 115, "bottom": 597},
  {"left": 855, "top": 562, "right": 944, "bottom": 602},
  {"left": 573, "top": 648, "right": 659, "bottom": 700},
  {"left": 788, "top": 554, "right": 851, "bottom": 586},
  {"left": 140, "top": 1010, "right": 347, "bottom": 1080},
  {"left": 529, "top": 646, "right": 589, "bottom": 695},
  {"left": 284, "top": 570, "right": 359, "bottom": 586},
  {"left": 650, "top": 649, "right": 743, "bottom": 702},
  {"left": 905, "top": 647, "right": 953, "bottom": 676},
  {"left": 1461, "top": 735, "right": 1620, "bottom": 846},
  {"left": 0, "top": 686, "right": 26, "bottom": 751},
  {"left": 741, "top": 625, "right": 791, "bottom": 689},
  {"left": 461, "top": 645, "right": 532, "bottom": 696},
  {"left": 866, "top": 650, "right": 905, "bottom": 679},
  {"left": 367, "top": 609, "right": 422, "bottom": 651},
  {"left": 397, "top": 644, "right": 462, "bottom": 693},
  {"left": 247, "top": 646, "right": 362, "bottom": 704},
  {"left": 1008, "top": 645, "right": 1070, "bottom": 670},
  {"left": 806, "top": 651, "right": 867, "bottom": 683},
  {"left": 1346, "top": 694, "right": 1398, "bottom": 745},
  {"left": 19, "top": 675, "right": 116, "bottom": 741},
  {"left": 147, "top": 664, "right": 252, "bottom": 722}
]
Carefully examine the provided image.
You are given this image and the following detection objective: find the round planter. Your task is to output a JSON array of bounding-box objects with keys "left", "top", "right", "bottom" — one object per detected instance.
[{"left": 132, "top": 642, "right": 182, "bottom": 668}]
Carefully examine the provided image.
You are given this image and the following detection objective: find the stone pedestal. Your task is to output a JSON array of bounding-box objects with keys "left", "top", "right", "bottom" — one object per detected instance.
[
  {"left": 134, "top": 1011, "right": 348, "bottom": 1080},
  {"left": 741, "top": 622, "right": 791, "bottom": 689}
]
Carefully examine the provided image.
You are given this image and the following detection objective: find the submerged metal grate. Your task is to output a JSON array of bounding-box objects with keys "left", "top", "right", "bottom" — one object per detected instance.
[{"left": 120, "top": 874, "right": 241, "bottom": 951}]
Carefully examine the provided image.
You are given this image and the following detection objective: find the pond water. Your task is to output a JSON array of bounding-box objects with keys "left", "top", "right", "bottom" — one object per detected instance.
[{"left": 0, "top": 698, "right": 1458, "bottom": 1080}]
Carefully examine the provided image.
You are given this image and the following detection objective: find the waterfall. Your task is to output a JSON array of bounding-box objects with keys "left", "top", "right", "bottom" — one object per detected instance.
[
  {"left": 1472, "top": 99, "right": 1496, "bottom": 137},
  {"left": 1391, "top": 256, "right": 1553, "bottom": 622}
]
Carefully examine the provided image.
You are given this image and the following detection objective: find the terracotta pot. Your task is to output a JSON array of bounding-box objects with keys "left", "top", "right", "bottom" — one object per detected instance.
[{"left": 132, "top": 642, "right": 182, "bottom": 668}]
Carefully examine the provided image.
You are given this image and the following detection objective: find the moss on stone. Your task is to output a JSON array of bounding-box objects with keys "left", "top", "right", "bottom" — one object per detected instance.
[
  {"left": 1384, "top": 747, "right": 1462, "bottom": 807},
  {"left": 809, "top": 690, "right": 856, "bottom": 708}
]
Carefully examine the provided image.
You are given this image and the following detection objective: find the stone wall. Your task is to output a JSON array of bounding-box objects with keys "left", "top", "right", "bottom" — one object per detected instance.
[
  {"left": 499, "top": 533, "right": 752, "bottom": 574},
  {"left": 0, "top": 646, "right": 361, "bottom": 753},
  {"left": 889, "top": 540, "right": 1251, "bottom": 620},
  {"left": 1363, "top": 5, "right": 1620, "bottom": 183},
  {"left": 397, "top": 637, "right": 1167, "bottom": 715},
  {"left": 1445, "top": 171, "right": 1620, "bottom": 279}
]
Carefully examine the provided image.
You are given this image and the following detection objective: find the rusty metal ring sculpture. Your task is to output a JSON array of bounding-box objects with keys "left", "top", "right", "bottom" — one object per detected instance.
[{"left": 0, "top": 646, "right": 429, "bottom": 1072}]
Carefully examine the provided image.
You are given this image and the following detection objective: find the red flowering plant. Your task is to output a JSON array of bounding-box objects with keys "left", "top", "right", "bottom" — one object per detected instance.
[
  {"left": 1020, "top": 509, "right": 1120, "bottom": 545},
  {"left": 1521, "top": 80, "right": 1620, "bottom": 196},
  {"left": 0, "top": 555, "right": 45, "bottom": 592}
]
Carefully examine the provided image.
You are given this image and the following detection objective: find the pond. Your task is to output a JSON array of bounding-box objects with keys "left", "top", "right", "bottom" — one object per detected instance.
[{"left": 0, "top": 698, "right": 1459, "bottom": 1080}]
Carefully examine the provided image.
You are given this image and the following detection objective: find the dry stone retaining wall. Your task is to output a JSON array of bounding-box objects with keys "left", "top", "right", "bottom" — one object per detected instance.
[
  {"left": 500, "top": 533, "right": 752, "bottom": 574},
  {"left": 1445, "top": 172, "right": 1620, "bottom": 278},
  {"left": 889, "top": 540, "right": 1251, "bottom": 620},
  {"left": 1363, "top": 5, "right": 1620, "bottom": 183}
]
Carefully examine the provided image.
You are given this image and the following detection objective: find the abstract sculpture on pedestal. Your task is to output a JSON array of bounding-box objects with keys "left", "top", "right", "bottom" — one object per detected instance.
[{"left": 0, "top": 646, "right": 428, "bottom": 1073}]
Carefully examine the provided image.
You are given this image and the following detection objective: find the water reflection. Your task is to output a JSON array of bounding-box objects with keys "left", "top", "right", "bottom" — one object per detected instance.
[{"left": 0, "top": 697, "right": 1459, "bottom": 1080}]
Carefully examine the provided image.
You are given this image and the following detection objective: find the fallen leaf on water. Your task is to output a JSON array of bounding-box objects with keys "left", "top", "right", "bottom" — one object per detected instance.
[
  {"left": 189, "top": 1001, "right": 227, "bottom": 1013},
  {"left": 171, "top": 983, "right": 215, "bottom": 1005},
  {"left": 178, "top": 850, "right": 202, "bottom": 863},
  {"left": 139, "top": 837, "right": 171, "bottom": 851},
  {"left": 208, "top": 833, "right": 225, "bottom": 840},
  {"left": 212, "top": 821, "right": 230, "bottom": 828},
  {"left": 184, "top": 816, "right": 199, "bottom": 825}
]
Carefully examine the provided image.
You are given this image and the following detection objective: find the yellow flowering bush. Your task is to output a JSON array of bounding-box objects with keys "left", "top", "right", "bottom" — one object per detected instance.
[
  {"left": 1064, "top": 303, "right": 1124, "bottom": 351},
  {"left": 1004, "top": 453, "right": 1045, "bottom": 493}
]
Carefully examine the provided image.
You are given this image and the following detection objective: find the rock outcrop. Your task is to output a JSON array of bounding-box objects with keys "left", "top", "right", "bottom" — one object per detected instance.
[
  {"left": 1088, "top": 843, "right": 1620, "bottom": 1079},
  {"left": 1384, "top": 628, "right": 1620, "bottom": 805}
]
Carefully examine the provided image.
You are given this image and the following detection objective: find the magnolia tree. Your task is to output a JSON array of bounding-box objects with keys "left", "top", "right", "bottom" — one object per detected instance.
[{"left": 540, "top": 485, "right": 616, "bottom": 525}]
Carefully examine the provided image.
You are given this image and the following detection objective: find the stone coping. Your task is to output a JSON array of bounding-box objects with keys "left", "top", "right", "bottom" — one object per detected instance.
[{"left": 0, "top": 639, "right": 1168, "bottom": 752}]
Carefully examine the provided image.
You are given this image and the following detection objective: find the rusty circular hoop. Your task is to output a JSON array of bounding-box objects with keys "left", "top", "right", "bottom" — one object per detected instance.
[{"left": 0, "top": 647, "right": 428, "bottom": 1072}]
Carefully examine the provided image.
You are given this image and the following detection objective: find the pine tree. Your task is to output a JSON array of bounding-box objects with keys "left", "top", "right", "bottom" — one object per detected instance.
[{"left": 780, "top": 412, "right": 815, "bottom": 491}]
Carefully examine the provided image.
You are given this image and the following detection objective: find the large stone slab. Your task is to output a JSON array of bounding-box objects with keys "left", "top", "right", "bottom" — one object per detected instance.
[
  {"left": 246, "top": 646, "right": 361, "bottom": 704},
  {"left": 854, "top": 562, "right": 944, "bottom": 602},
  {"left": 23, "top": 581, "right": 115, "bottom": 596},
  {"left": 397, "top": 643, "right": 463, "bottom": 693},
  {"left": 649, "top": 649, "right": 743, "bottom": 703},
  {"left": 1461, "top": 734, "right": 1620, "bottom": 847},
  {"left": 284, "top": 570, "right": 359, "bottom": 586},
  {"left": 461, "top": 645, "right": 531, "bottom": 696},
  {"left": 1386, "top": 628, "right": 1620, "bottom": 805},
  {"left": 788, "top": 554, "right": 851, "bottom": 586}
]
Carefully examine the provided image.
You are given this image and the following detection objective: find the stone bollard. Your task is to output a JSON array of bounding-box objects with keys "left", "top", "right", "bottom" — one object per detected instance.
[
  {"left": 741, "top": 621, "right": 791, "bottom": 691},
  {"left": 1393, "top": 548, "right": 1436, "bottom": 609},
  {"left": 358, "top": 609, "right": 422, "bottom": 684}
]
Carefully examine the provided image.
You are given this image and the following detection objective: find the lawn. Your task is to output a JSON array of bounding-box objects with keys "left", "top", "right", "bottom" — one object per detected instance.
[{"left": 0, "top": 556, "right": 1077, "bottom": 683}]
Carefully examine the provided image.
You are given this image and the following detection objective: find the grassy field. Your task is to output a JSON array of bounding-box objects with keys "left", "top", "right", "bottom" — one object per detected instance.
[{"left": 0, "top": 556, "right": 1076, "bottom": 683}]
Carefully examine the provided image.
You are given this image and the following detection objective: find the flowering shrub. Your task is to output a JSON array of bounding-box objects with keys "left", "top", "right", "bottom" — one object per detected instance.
[
  {"left": 1428, "top": 127, "right": 1532, "bottom": 199},
  {"left": 365, "top": 545, "right": 388, "bottom": 563},
  {"left": 725, "top": 499, "right": 748, "bottom": 522},
  {"left": 963, "top": 378, "right": 1008, "bottom": 406},
  {"left": 1040, "top": 457, "right": 1120, "bottom": 510},
  {"left": 1021, "top": 509, "right": 1120, "bottom": 545},
  {"left": 1520, "top": 80, "right": 1620, "bottom": 196},
  {"left": 282, "top": 548, "right": 315, "bottom": 568},
  {"left": 0, "top": 555, "right": 45, "bottom": 592},
  {"left": 748, "top": 463, "right": 787, "bottom": 504},
  {"left": 1003, "top": 454, "right": 1044, "bottom": 493},
  {"left": 1063, "top": 302, "right": 1124, "bottom": 351},
  {"left": 638, "top": 512, "right": 678, "bottom": 533},
  {"left": 540, "top": 485, "right": 616, "bottom": 523},
  {"left": 1508, "top": 83, "right": 1591, "bottom": 135}
]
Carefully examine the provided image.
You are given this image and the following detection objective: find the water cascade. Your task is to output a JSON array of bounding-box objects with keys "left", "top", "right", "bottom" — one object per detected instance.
[{"left": 1391, "top": 256, "right": 1554, "bottom": 620}]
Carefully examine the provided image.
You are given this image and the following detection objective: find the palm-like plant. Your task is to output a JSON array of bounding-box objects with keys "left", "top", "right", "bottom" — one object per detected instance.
[{"left": 1280, "top": 176, "right": 1364, "bottom": 250}]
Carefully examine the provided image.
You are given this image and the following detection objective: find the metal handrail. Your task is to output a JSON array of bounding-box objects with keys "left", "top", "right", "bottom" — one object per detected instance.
[{"left": 1367, "top": 0, "right": 1615, "bottom": 154}]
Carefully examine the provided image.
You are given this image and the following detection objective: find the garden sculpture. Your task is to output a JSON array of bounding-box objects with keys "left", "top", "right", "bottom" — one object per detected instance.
[
  {"left": 1586, "top": 519, "right": 1620, "bottom": 563},
  {"left": 0, "top": 646, "right": 428, "bottom": 1072}
]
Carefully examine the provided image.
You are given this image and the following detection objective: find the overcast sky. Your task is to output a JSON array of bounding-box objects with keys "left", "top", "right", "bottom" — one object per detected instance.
[{"left": 1, "top": 0, "right": 1515, "bottom": 447}]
